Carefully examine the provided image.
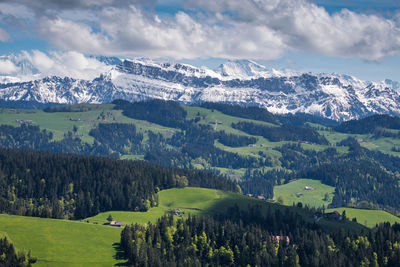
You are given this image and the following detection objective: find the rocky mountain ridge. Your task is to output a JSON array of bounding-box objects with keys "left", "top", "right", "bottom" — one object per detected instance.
[{"left": 0, "top": 58, "right": 399, "bottom": 121}]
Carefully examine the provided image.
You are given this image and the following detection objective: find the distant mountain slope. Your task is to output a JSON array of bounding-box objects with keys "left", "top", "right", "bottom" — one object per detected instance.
[{"left": 1, "top": 58, "right": 400, "bottom": 121}]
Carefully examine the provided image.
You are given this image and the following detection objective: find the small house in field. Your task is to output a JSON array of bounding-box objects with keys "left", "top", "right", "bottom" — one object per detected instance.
[
  {"left": 305, "top": 186, "right": 315, "bottom": 191},
  {"left": 325, "top": 211, "right": 342, "bottom": 221},
  {"left": 171, "top": 209, "right": 182, "bottom": 215},
  {"left": 110, "top": 221, "right": 123, "bottom": 227}
]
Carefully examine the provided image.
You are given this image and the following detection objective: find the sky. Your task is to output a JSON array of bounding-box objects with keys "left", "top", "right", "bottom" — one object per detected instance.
[{"left": 0, "top": 0, "right": 400, "bottom": 82}]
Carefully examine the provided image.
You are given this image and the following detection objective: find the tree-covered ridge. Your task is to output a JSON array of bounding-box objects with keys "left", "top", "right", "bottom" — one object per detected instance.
[
  {"left": 0, "top": 148, "right": 238, "bottom": 220},
  {"left": 335, "top": 114, "right": 400, "bottom": 134},
  {"left": 89, "top": 123, "right": 143, "bottom": 155},
  {"left": 215, "top": 130, "right": 257, "bottom": 147},
  {"left": 199, "top": 102, "right": 278, "bottom": 124},
  {"left": 120, "top": 208, "right": 400, "bottom": 267},
  {"left": 232, "top": 121, "right": 330, "bottom": 145},
  {"left": 0, "top": 237, "right": 35, "bottom": 267},
  {"left": 2, "top": 101, "right": 400, "bottom": 213},
  {"left": 113, "top": 99, "right": 188, "bottom": 128}
]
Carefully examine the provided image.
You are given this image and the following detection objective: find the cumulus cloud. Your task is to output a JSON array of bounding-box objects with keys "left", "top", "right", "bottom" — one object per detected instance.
[
  {"left": 0, "top": 59, "right": 18, "bottom": 74},
  {"left": 37, "top": 6, "right": 286, "bottom": 60},
  {"left": 185, "top": 0, "right": 400, "bottom": 60},
  {"left": 0, "top": 50, "right": 113, "bottom": 80},
  {"left": 1, "top": 0, "right": 400, "bottom": 61}
]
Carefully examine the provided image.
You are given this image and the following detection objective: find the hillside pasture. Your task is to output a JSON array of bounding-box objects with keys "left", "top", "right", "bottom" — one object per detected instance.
[
  {"left": 273, "top": 179, "right": 335, "bottom": 208},
  {"left": 0, "top": 214, "right": 124, "bottom": 267},
  {"left": 326, "top": 207, "right": 400, "bottom": 228}
]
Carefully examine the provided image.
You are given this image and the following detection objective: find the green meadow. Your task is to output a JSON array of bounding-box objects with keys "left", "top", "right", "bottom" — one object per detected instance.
[
  {"left": 273, "top": 179, "right": 335, "bottom": 208},
  {"left": 326, "top": 207, "right": 400, "bottom": 228},
  {"left": 87, "top": 187, "right": 228, "bottom": 225},
  {"left": 0, "top": 105, "right": 177, "bottom": 145},
  {"left": 0, "top": 187, "right": 366, "bottom": 267},
  {"left": 0, "top": 214, "right": 124, "bottom": 267}
]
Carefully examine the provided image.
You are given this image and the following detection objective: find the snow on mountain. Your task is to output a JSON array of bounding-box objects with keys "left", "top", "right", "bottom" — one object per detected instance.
[{"left": 0, "top": 58, "right": 399, "bottom": 121}]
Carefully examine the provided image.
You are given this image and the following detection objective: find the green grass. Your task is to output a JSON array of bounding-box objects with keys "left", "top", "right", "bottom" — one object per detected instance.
[
  {"left": 88, "top": 187, "right": 364, "bottom": 234},
  {"left": 0, "top": 187, "right": 366, "bottom": 267},
  {"left": 184, "top": 105, "right": 277, "bottom": 134},
  {"left": 0, "top": 105, "right": 177, "bottom": 148},
  {"left": 0, "top": 214, "right": 124, "bottom": 267},
  {"left": 274, "top": 179, "right": 335, "bottom": 208},
  {"left": 87, "top": 187, "right": 228, "bottom": 225},
  {"left": 326, "top": 207, "right": 400, "bottom": 228}
]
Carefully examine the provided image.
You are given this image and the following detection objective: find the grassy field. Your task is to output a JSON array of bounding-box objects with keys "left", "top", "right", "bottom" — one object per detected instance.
[
  {"left": 273, "top": 179, "right": 335, "bottom": 208},
  {"left": 326, "top": 207, "right": 400, "bottom": 228},
  {"left": 87, "top": 187, "right": 228, "bottom": 225},
  {"left": 0, "top": 214, "right": 124, "bottom": 267},
  {"left": 0, "top": 105, "right": 177, "bottom": 146},
  {"left": 0, "top": 187, "right": 366, "bottom": 267},
  {"left": 88, "top": 187, "right": 364, "bottom": 233}
]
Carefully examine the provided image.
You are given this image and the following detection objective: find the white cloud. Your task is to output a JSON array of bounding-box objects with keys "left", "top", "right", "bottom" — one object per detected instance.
[
  {"left": 185, "top": 0, "right": 400, "bottom": 60},
  {"left": 0, "top": 59, "right": 18, "bottom": 74},
  {"left": 2, "top": 0, "right": 400, "bottom": 61},
  {"left": 0, "top": 50, "right": 113, "bottom": 80},
  {"left": 37, "top": 18, "right": 110, "bottom": 55},
  {"left": 0, "top": 27, "right": 10, "bottom": 42},
  {"left": 37, "top": 6, "right": 286, "bottom": 60}
]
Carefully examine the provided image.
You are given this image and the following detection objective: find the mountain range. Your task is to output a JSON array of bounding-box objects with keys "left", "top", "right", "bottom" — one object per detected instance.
[{"left": 1, "top": 57, "right": 399, "bottom": 121}]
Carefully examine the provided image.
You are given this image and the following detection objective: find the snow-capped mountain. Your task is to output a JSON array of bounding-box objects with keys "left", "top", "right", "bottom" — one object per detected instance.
[{"left": 0, "top": 58, "right": 399, "bottom": 121}]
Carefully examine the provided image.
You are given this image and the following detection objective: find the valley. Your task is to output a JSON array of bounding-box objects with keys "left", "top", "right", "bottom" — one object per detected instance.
[{"left": 1, "top": 100, "right": 400, "bottom": 266}]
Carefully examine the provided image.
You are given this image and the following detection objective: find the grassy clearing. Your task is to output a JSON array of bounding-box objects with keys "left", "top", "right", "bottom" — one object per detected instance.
[
  {"left": 184, "top": 105, "right": 277, "bottom": 134},
  {"left": 88, "top": 187, "right": 363, "bottom": 233},
  {"left": 87, "top": 187, "right": 228, "bottom": 225},
  {"left": 0, "top": 214, "right": 124, "bottom": 267},
  {"left": 326, "top": 207, "right": 400, "bottom": 228},
  {"left": 0, "top": 105, "right": 177, "bottom": 147},
  {"left": 273, "top": 179, "right": 335, "bottom": 208}
]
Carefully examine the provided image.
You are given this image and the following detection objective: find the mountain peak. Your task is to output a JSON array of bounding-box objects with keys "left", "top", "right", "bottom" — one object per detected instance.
[{"left": 216, "top": 59, "right": 269, "bottom": 79}]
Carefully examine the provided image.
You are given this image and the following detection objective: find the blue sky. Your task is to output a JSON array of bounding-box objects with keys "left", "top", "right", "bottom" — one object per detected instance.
[{"left": 0, "top": 0, "right": 400, "bottom": 82}]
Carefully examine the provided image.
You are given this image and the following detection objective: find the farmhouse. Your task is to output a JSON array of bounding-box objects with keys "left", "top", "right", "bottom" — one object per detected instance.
[
  {"left": 15, "top": 119, "right": 33, "bottom": 124},
  {"left": 325, "top": 211, "right": 342, "bottom": 221},
  {"left": 110, "top": 221, "right": 123, "bottom": 227},
  {"left": 305, "top": 186, "right": 315, "bottom": 191},
  {"left": 171, "top": 209, "right": 182, "bottom": 215}
]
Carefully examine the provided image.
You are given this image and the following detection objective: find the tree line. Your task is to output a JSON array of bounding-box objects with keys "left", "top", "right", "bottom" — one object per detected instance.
[
  {"left": 120, "top": 204, "right": 400, "bottom": 266},
  {"left": 0, "top": 147, "right": 238, "bottom": 220}
]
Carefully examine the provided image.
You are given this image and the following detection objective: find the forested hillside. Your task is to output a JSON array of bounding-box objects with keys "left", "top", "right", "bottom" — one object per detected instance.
[
  {"left": 0, "top": 148, "right": 237, "bottom": 219},
  {"left": 1, "top": 100, "right": 400, "bottom": 214},
  {"left": 121, "top": 212, "right": 400, "bottom": 267}
]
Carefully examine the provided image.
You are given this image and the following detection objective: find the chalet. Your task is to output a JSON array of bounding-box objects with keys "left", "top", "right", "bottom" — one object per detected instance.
[
  {"left": 313, "top": 211, "right": 342, "bottom": 221},
  {"left": 271, "top": 235, "right": 290, "bottom": 244},
  {"left": 305, "top": 186, "right": 315, "bottom": 191},
  {"left": 15, "top": 119, "right": 33, "bottom": 124},
  {"left": 171, "top": 209, "right": 182, "bottom": 215},
  {"left": 325, "top": 211, "right": 342, "bottom": 221},
  {"left": 69, "top": 117, "right": 81, "bottom": 121},
  {"left": 257, "top": 195, "right": 265, "bottom": 200},
  {"left": 110, "top": 221, "right": 123, "bottom": 227},
  {"left": 208, "top": 121, "right": 223, "bottom": 125}
]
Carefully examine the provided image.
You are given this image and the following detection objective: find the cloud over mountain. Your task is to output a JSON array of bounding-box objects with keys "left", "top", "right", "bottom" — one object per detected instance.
[{"left": 0, "top": 0, "right": 400, "bottom": 61}]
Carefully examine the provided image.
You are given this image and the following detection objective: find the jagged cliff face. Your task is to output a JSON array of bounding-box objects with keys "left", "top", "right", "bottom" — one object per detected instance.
[{"left": 0, "top": 58, "right": 399, "bottom": 121}]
